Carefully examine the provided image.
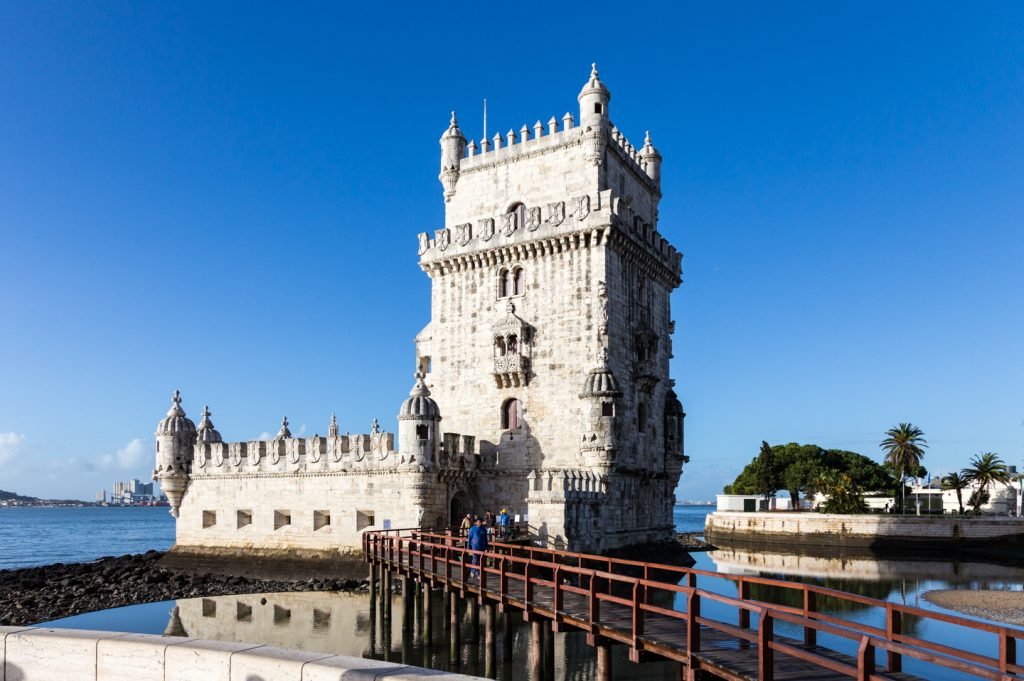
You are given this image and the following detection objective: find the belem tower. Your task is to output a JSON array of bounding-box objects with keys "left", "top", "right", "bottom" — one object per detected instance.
[{"left": 154, "top": 66, "right": 686, "bottom": 568}]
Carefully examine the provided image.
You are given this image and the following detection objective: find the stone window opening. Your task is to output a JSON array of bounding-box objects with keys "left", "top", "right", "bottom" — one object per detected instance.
[
  {"left": 202, "top": 510, "right": 216, "bottom": 528},
  {"left": 274, "top": 510, "right": 291, "bottom": 530},
  {"left": 236, "top": 510, "right": 253, "bottom": 529},
  {"left": 512, "top": 267, "right": 524, "bottom": 295},
  {"left": 356, "top": 509, "right": 375, "bottom": 531},
  {"left": 594, "top": 103, "right": 603, "bottom": 114},
  {"left": 501, "top": 398, "right": 522, "bottom": 430},
  {"left": 638, "top": 401, "right": 648, "bottom": 433},
  {"left": 418, "top": 355, "right": 431, "bottom": 374},
  {"left": 602, "top": 401, "right": 615, "bottom": 417},
  {"left": 495, "top": 336, "right": 507, "bottom": 357},
  {"left": 314, "top": 510, "right": 331, "bottom": 531},
  {"left": 506, "top": 333, "right": 518, "bottom": 355},
  {"left": 202, "top": 599, "right": 216, "bottom": 617},
  {"left": 507, "top": 202, "right": 526, "bottom": 230},
  {"left": 416, "top": 424, "right": 429, "bottom": 440}
]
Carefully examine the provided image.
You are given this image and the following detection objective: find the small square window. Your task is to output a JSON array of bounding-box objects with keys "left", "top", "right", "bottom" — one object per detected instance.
[
  {"left": 274, "top": 510, "right": 291, "bottom": 530},
  {"left": 202, "top": 510, "right": 216, "bottom": 528},
  {"left": 237, "top": 510, "right": 253, "bottom": 528},
  {"left": 314, "top": 510, "right": 331, "bottom": 531},
  {"left": 356, "top": 509, "right": 375, "bottom": 531},
  {"left": 202, "top": 599, "right": 216, "bottom": 617},
  {"left": 236, "top": 601, "right": 252, "bottom": 622}
]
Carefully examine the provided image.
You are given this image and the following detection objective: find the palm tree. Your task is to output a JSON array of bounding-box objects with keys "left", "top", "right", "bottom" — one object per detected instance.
[
  {"left": 941, "top": 471, "right": 969, "bottom": 514},
  {"left": 962, "top": 452, "right": 1011, "bottom": 513},
  {"left": 880, "top": 423, "right": 928, "bottom": 514}
]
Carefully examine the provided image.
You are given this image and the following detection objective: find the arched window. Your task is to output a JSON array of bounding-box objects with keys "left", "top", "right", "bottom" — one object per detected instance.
[
  {"left": 495, "top": 336, "right": 506, "bottom": 357},
  {"left": 501, "top": 398, "right": 522, "bottom": 430},
  {"left": 506, "top": 334, "right": 518, "bottom": 355},
  {"left": 512, "top": 268, "right": 524, "bottom": 295},
  {"left": 498, "top": 268, "right": 509, "bottom": 298},
  {"left": 637, "top": 401, "right": 648, "bottom": 433}
]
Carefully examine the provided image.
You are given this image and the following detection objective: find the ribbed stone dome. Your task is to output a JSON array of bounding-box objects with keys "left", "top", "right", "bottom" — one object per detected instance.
[
  {"left": 398, "top": 373, "right": 441, "bottom": 420},
  {"left": 157, "top": 390, "right": 196, "bottom": 435},
  {"left": 196, "top": 405, "right": 222, "bottom": 444},
  {"left": 578, "top": 63, "right": 610, "bottom": 101},
  {"left": 580, "top": 366, "right": 622, "bottom": 398}
]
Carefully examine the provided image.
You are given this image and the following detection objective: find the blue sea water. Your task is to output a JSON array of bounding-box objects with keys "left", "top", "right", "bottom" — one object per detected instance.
[{"left": 0, "top": 506, "right": 175, "bottom": 570}]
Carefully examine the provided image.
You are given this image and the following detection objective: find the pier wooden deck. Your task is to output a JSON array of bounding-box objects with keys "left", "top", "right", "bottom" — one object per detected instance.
[{"left": 364, "top": 529, "right": 1024, "bottom": 681}]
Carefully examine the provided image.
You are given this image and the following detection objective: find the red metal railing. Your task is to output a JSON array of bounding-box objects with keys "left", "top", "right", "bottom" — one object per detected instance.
[{"left": 363, "top": 528, "right": 1024, "bottom": 680}]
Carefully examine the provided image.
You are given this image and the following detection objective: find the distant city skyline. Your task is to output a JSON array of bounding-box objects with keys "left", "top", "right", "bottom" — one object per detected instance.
[{"left": 1, "top": 3, "right": 1021, "bottom": 501}]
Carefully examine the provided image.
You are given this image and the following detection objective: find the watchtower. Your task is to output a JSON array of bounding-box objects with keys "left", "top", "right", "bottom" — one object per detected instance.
[{"left": 417, "top": 65, "right": 686, "bottom": 551}]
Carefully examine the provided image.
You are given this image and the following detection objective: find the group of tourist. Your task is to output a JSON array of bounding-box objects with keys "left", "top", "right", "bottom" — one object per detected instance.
[{"left": 457, "top": 509, "right": 514, "bottom": 577}]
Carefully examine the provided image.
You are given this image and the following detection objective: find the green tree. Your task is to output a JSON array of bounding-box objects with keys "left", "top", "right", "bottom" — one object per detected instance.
[
  {"left": 940, "top": 471, "right": 969, "bottom": 514},
  {"left": 816, "top": 470, "right": 869, "bottom": 514},
  {"left": 962, "top": 452, "right": 1011, "bottom": 512},
  {"left": 880, "top": 423, "right": 928, "bottom": 514},
  {"left": 754, "top": 440, "right": 783, "bottom": 502}
]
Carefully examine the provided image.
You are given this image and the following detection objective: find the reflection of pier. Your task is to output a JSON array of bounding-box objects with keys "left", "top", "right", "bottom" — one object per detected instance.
[
  {"left": 708, "top": 546, "right": 1024, "bottom": 583},
  {"left": 366, "top": 528, "right": 1024, "bottom": 681}
]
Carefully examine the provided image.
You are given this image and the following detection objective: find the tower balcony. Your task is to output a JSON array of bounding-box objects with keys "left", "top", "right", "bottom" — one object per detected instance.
[
  {"left": 493, "top": 355, "right": 530, "bottom": 388},
  {"left": 634, "top": 359, "right": 660, "bottom": 393}
]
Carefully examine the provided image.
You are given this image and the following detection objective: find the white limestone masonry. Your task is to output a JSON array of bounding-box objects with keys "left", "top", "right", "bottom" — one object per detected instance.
[
  {"left": 155, "top": 65, "right": 686, "bottom": 560},
  {"left": 0, "top": 626, "right": 477, "bottom": 681}
]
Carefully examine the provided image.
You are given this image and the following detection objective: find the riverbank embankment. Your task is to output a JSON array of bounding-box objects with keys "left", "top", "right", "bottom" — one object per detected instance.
[
  {"left": 705, "top": 511, "right": 1024, "bottom": 553},
  {"left": 0, "top": 551, "right": 369, "bottom": 627}
]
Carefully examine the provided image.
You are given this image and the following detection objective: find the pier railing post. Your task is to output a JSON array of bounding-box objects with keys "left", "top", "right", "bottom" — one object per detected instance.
[
  {"left": 758, "top": 610, "right": 774, "bottom": 681},
  {"left": 632, "top": 580, "right": 644, "bottom": 646},
  {"left": 804, "top": 589, "right": 817, "bottom": 648},
  {"left": 686, "top": 591, "right": 700, "bottom": 654},
  {"left": 554, "top": 566, "right": 563, "bottom": 617},
  {"left": 886, "top": 605, "right": 901, "bottom": 672},
  {"left": 589, "top": 570, "right": 600, "bottom": 631},
  {"left": 857, "top": 636, "right": 875, "bottom": 681},
  {"left": 1000, "top": 629, "right": 1017, "bottom": 673}
]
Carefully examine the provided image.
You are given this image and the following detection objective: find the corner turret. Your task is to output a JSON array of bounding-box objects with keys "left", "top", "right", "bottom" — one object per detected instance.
[
  {"left": 579, "top": 349, "right": 622, "bottom": 473},
  {"left": 196, "top": 405, "right": 222, "bottom": 444},
  {"left": 439, "top": 112, "right": 467, "bottom": 202},
  {"left": 640, "top": 131, "right": 662, "bottom": 187},
  {"left": 154, "top": 390, "right": 197, "bottom": 517},
  {"left": 398, "top": 372, "right": 441, "bottom": 467},
  {"left": 578, "top": 64, "right": 611, "bottom": 166}
]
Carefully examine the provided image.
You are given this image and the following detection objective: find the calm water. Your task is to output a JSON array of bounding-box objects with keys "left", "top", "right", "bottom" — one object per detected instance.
[
  {"left": 33, "top": 504, "right": 1024, "bottom": 680},
  {"left": 0, "top": 506, "right": 175, "bottom": 569}
]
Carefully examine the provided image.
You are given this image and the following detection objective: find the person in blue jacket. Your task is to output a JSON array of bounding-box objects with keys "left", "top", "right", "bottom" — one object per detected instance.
[{"left": 467, "top": 517, "right": 488, "bottom": 578}]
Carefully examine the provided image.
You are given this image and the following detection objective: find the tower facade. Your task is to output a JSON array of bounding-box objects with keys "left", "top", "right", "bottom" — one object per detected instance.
[{"left": 416, "top": 65, "right": 686, "bottom": 552}]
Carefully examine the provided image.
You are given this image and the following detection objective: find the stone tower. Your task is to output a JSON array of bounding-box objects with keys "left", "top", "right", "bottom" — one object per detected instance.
[{"left": 416, "top": 65, "right": 686, "bottom": 552}]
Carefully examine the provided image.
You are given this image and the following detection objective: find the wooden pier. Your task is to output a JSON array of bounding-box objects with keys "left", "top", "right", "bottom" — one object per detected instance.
[{"left": 364, "top": 528, "right": 1024, "bottom": 681}]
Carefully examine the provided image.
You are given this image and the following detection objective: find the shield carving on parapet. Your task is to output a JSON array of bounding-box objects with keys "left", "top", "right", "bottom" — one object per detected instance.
[
  {"left": 455, "top": 222, "right": 472, "bottom": 246},
  {"left": 526, "top": 206, "right": 541, "bottom": 231},
  {"left": 436, "top": 228, "right": 451, "bottom": 251},
  {"left": 548, "top": 201, "right": 565, "bottom": 226},
  {"left": 417, "top": 232, "right": 430, "bottom": 255},
  {"left": 501, "top": 211, "right": 517, "bottom": 236},
  {"left": 573, "top": 195, "right": 590, "bottom": 221},
  {"left": 479, "top": 217, "right": 495, "bottom": 241}
]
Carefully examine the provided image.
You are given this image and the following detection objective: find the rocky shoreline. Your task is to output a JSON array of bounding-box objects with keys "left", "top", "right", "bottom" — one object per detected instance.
[
  {"left": 923, "top": 589, "right": 1024, "bottom": 626},
  {"left": 0, "top": 551, "right": 370, "bottom": 627}
]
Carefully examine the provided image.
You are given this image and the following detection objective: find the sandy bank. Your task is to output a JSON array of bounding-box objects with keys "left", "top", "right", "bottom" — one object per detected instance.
[{"left": 923, "top": 589, "right": 1024, "bottom": 626}]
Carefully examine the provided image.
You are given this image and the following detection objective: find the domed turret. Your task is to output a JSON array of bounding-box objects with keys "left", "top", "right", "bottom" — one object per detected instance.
[
  {"left": 578, "top": 64, "right": 610, "bottom": 166},
  {"left": 439, "top": 111, "right": 467, "bottom": 202},
  {"left": 153, "top": 390, "right": 197, "bottom": 517},
  {"left": 578, "top": 63, "right": 611, "bottom": 129},
  {"left": 195, "top": 405, "right": 222, "bottom": 444},
  {"left": 398, "top": 372, "right": 441, "bottom": 467},
  {"left": 579, "top": 349, "right": 621, "bottom": 472},
  {"left": 640, "top": 131, "right": 662, "bottom": 186}
]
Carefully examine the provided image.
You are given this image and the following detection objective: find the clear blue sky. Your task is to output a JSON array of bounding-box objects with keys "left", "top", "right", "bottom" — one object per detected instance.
[{"left": 1, "top": 2, "right": 1021, "bottom": 501}]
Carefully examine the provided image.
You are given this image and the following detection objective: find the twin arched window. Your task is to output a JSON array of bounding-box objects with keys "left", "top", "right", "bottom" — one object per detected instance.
[
  {"left": 501, "top": 398, "right": 522, "bottom": 430},
  {"left": 495, "top": 334, "right": 519, "bottom": 357},
  {"left": 498, "top": 267, "right": 524, "bottom": 298}
]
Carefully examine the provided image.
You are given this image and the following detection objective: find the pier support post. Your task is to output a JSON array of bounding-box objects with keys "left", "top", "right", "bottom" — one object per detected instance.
[
  {"left": 597, "top": 643, "right": 612, "bottom": 681},
  {"left": 543, "top": 620, "right": 554, "bottom": 679},
  {"left": 402, "top": 576, "right": 414, "bottom": 632},
  {"left": 484, "top": 603, "right": 497, "bottom": 678},
  {"left": 502, "top": 611, "right": 513, "bottom": 661},
  {"left": 449, "top": 592, "right": 461, "bottom": 666},
  {"left": 382, "top": 568, "right": 392, "bottom": 620},
  {"left": 423, "top": 585, "right": 433, "bottom": 646},
  {"left": 530, "top": 621, "right": 543, "bottom": 680},
  {"left": 468, "top": 599, "right": 480, "bottom": 642},
  {"left": 369, "top": 562, "right": 377, "bottom": 597}
]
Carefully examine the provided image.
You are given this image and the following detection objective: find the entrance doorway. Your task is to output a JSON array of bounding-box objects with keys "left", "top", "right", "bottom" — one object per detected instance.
[{"left": 449, "top": 491, "right": 471, "bottom": 527}]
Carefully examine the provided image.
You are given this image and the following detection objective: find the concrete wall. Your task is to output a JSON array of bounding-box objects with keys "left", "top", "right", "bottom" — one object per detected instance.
[
  {"left": 0, "top": 626, "right": 478, "bottom": 681},
  {"left": 705, "top": 511, "right": 1024, "bottom": 548}
]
